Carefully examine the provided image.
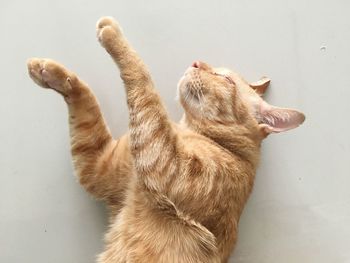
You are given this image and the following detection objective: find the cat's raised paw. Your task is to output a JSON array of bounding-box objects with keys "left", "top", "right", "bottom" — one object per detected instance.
[
  {"left": 27, "top": 58, "right": 74, "bottom": 97},
  {"left": 96, "top": 16, "right": 123, "bottom": 48}
]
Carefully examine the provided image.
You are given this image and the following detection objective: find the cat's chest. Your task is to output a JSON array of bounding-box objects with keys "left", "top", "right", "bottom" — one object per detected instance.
[{"left": 167, "top": 139, "right": 255, "bottom": 220}]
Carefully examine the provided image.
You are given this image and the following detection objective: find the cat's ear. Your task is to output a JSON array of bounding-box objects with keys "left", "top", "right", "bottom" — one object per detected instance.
[
  {"left": 258, "top": 101, "right": 305, "bottom": 136},
  {"left": 249, "top": 77, "right": 270, "bottom": 96}
]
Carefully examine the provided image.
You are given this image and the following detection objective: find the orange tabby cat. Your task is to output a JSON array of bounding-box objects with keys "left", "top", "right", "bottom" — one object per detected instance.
[{"left": 27, "top": 17, "right": 305, "bottom": 263}]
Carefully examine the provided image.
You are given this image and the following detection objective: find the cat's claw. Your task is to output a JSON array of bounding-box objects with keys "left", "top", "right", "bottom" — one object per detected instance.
[
  {"left": 96, "top": 16, "right": 123, "bottom": 49},
  {"left": 27, "top": 58, "right": 73, "bottom": 97}
]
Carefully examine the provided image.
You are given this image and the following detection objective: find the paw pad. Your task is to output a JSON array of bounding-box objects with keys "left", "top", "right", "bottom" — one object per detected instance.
[{"left": 27, "top": 58, "right": 73, "bottom": 96}]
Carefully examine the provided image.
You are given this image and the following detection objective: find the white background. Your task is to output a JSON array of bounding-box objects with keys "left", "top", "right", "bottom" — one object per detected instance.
[{"left": 1, "top": 0, "right": 349, "bottom": 262}]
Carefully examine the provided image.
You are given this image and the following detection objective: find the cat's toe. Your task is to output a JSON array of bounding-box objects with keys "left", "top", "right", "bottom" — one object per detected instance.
[{"left": 97, "top": 16, "right": 118, "bottom": 31}]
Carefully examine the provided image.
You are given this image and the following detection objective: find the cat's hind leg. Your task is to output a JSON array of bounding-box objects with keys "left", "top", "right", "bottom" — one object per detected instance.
[{"left": 27, "top": 58, "right": 128, "bottom": 205}]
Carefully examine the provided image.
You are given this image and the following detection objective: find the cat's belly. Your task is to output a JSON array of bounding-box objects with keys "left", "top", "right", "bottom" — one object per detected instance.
[{"left": 101, "top": 186, "right": 222, "bottom": 263}]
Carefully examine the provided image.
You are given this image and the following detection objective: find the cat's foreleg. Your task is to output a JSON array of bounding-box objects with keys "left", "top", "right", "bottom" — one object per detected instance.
[
  {"left": 27, "top": 58, "right": 117, "bottom": 200},
  {"left": 96, "top": 17, "right": 178, "bottom": 191}
]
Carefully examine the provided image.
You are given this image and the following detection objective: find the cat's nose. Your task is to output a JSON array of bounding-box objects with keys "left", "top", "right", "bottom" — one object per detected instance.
[
  {"left": 191, "top": 61, "right": 211, "bottom": 71},
  {"left": 192, "top": 61, "right": 201, "bottom": 68}
]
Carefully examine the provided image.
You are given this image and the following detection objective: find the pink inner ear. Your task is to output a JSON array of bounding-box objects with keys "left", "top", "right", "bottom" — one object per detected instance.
[{"left": 260, "top": 102, "right": 305, "bottom": 133}]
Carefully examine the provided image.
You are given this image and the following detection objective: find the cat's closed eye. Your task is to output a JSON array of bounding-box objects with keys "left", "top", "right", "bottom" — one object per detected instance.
[{"left": 214, "top": 72, "right": 235, "bottom": 85}]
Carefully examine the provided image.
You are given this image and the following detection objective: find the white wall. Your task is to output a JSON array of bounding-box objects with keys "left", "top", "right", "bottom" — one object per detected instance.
[{"left": 1, "top": 0, "right": 349, "bottom": 262}]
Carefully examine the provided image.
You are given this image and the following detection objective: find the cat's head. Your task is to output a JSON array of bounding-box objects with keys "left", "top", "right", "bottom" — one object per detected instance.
[{"left": 177, "top": 61, "right": 305, "bottom": 137}]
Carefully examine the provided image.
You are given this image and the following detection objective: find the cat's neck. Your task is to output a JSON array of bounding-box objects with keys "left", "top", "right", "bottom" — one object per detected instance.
[{"left": 179, "top": 114, "right": 262, "bottom": 167}]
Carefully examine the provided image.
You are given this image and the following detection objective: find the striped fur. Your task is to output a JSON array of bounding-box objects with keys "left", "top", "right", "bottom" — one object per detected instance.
[{"left": 27, "top": 17, "right": 304, "bottom": 263}]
